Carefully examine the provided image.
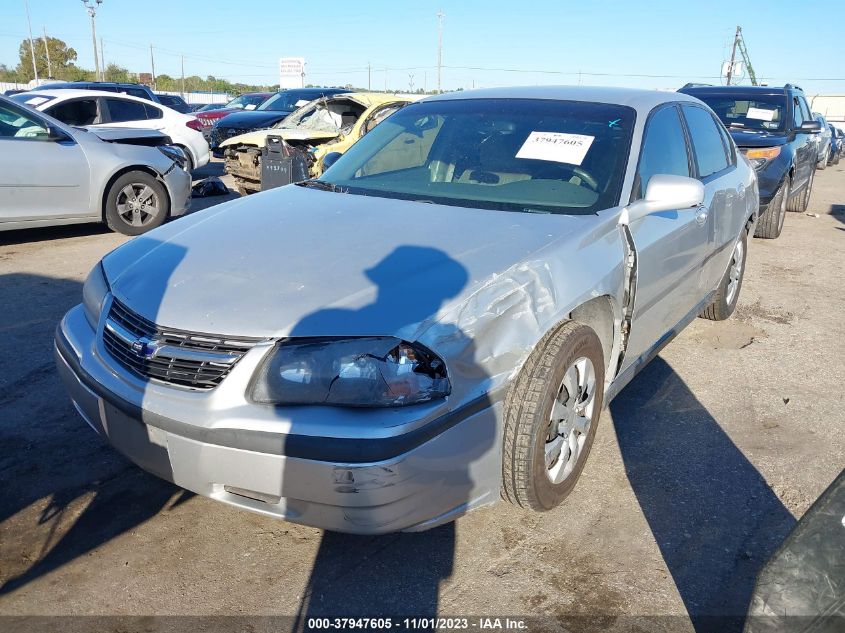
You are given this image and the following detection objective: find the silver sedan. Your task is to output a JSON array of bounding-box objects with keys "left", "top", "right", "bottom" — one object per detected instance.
[
  {"left": 0, "top": 95, "right": 191, "bottom": 235},
  {"left": 56, "top": 86, "right": 758, "bottom": 533}
]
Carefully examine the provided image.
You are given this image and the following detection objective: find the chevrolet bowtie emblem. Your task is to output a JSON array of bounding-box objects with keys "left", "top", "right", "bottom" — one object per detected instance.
[{"left": 130, "top": 337, "right": 160, "bottom": 360}]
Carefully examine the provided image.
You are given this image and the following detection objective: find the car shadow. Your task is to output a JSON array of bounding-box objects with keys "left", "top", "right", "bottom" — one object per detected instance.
[
  {"left": 611, "top": 356, "right": 796, "bottom": 633},
  {"left": 829, "top": 203, "right": 845, "bottom": 228},
  {"left": 0, "top": 265, "right": 192, "bottom": 596},
  {"left": 286, "top": 246, "right": 489, "bottom": 627}
]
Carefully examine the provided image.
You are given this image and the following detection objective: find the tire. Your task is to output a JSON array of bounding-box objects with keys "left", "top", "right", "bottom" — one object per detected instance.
[
  {"left": 818, "top": 150, "right": 827, "bottom": 170},
  {"left": 700, "top": 228, "right": 748, "bottom": 321},
  {"left": 104, "top": 171, "right": 169, "bottom": 236},
  {"left": 754, "top": 179, "right": 788, "bottom": 239},
  {"left": 502, "top": 321, "right": 605, "bottom": 511},
  {"left": 787, "top": 168, "right": 814, "bottom": 213}
]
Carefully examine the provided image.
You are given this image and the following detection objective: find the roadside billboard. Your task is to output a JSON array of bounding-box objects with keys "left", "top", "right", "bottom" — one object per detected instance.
[{"left": 279, "top": 57, "right": 305, "bottom": 89}]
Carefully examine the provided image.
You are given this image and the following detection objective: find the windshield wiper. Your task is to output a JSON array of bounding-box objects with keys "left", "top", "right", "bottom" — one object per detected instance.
[{"left": 297, "top": 179, "right": 340, "bottom": 192}]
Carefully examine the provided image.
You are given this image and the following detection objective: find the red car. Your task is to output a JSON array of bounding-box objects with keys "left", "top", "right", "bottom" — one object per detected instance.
[{"left": 195, "top": 92, "right": 273, "bottom": 130}]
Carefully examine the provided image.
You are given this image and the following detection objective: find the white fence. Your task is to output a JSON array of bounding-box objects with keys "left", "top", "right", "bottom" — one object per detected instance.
[
  {"left": 808, "top": 95, "right": 845, "bottom": 124},
  {"left": 1, "top": 81, "right": 230, "bottom": 104}
]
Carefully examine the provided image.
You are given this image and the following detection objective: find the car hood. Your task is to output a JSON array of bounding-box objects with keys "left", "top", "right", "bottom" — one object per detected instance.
[
  {"left": 103, "top": 185, "right": 588, "bottom": 339},
  {"left": 215, "top": 110, "right": 291, "bottom": 130},
  {"left": 727, "top": 128, "right": 790, "bottom": 148},
  {"left": 83, "top": 127, "right": 171, "bottom": 144},
  {"left": 220, "top": 127, "right": 339, "bottom": 148}
]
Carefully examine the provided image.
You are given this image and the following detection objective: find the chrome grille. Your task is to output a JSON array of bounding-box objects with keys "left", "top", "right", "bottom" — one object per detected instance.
[
  {"left": 102, "top": 299, "right": 260, "bottom": 390},
  {"left": 211, "top": 126, "right": 253, "bottom": 148}
]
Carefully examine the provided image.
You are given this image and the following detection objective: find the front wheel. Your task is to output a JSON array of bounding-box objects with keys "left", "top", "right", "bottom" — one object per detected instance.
[
  {"left": 104, "top": 171, "right": 170, "bottom": 236},
  {"left": 502, "top": 321, "right": 605, "bottom": 511},
  {"left": 754, "top": 179, "right": 788, "bottom": 239},
  {"left": 700, "top": 229, "right": 747, "bottom": 321}
]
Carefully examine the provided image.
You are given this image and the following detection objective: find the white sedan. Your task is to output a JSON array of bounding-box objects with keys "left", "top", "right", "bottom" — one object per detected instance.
[{"left": 12, "top": 89, "right": 210, "bottom": 170}]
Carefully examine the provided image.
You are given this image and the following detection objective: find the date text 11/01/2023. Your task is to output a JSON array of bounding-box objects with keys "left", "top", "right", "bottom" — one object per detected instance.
[{"left": 306, "top": 617, "right": 529, "bottom": 630}]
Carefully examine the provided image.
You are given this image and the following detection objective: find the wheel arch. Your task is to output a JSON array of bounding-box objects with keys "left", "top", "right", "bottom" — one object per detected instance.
[
  {"left": 99, "top": 165, "right": 171, "bottom": 221},
  {"left": 568, "top": 295, "right": 620, "bottom": 384}
]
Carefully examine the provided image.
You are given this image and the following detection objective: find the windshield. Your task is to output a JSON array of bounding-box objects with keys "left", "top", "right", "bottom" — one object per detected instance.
[
  {"left": 693, "top": 94, "right": 787, "bottom": 132},
  {"left": 313, "top": 98, "right": 635, "bottom": 215},
  {"left": 224, "top": 94, "right": 267, "bottom": 111},
  {"left": 259, "top": 92, "right": 317, "bottom": 112},
  {"left": 275, "top": 97, "right": 362, "bottom": 134}
]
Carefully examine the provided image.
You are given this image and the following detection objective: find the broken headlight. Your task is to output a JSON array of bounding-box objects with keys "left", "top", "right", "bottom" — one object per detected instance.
[
  {"left": 251, "top": 337, "right": 450, "bottom": 407},
  {"left": 82, "top": 261, "right": 110, "bottom": 328},
  {"left": 158, "top": 145, "right": 188, "bottom": 170}
]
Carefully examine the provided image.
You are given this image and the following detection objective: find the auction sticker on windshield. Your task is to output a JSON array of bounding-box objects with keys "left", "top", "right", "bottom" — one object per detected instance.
[
  {"left": 516, "top": 131, "right": 594, "bottom": 165},
  {"left": 745, "top": 107, "right": 776, "bottom": 122}
]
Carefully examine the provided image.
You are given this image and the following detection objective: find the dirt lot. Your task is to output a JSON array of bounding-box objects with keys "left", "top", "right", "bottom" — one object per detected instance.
[{"left": 1, "top": 161, "right": 843, "bottom": 632}]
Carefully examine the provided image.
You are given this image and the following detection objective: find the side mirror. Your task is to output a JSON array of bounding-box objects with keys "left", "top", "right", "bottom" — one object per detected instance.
[
  {"left": 322, "top": 151, "right": 343, "bottom": 171},
  {"left": 621, "top": 174, "right": 704, "bottom": 225},
  {"left": 46, "top": 125, "right": 71, "bottom": 142},
  {"left": 797, "top": 121, "right": 822, "bottom": 134}
]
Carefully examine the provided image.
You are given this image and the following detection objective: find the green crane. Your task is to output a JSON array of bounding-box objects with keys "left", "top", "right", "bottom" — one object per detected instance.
[{"left": 726, "top": 26, "right": 758, "bottom": 86}]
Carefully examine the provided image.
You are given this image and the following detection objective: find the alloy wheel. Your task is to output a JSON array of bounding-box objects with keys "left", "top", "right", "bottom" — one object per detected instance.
[
  {"left": 116, "top": 183, "right": 161, "bottom": 228},
  {"left": 545, "top": 357, "right": 596, "bottom": 484}
]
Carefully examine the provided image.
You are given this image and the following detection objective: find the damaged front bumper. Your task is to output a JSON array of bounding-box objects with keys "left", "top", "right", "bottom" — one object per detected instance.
[
  {"left": 54, "top": 304, "right": 501, "bottom": 534},
  {"left": 162, "top": 163, "right": 192, "bottom": 217}
]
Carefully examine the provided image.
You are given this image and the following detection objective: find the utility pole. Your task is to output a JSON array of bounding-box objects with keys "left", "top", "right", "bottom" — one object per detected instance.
[
  {"left": 24, "top": 1, "right": 38, "bottom": 83},
  {"left": 99, "top": 37, "right": 105, "bottom": 80},
  {"left": 181, "top": 55, "right": 185, "bottom": 97},
  {"left": 81, "top": 1, "right": 103, "bottom": 83},
  {"left": 384, "top": 67, "right": 388, "bottom": 92},
  {"left": 149, "top": 45, "right": 156, "bottom": 90},
  {"left": 367, "top": 62, "right": 371, "bottom": 91},
  {"left": 726, "top": 25, "right": 740, "bottom": 86},
  {"left": 42, "top": 27, "right": 52, "bottom": 78},
  {"left": 409, "top": 74, "right": 415, "bottom": 92},
  {"left": 436, "top": 9, "right": 444, "bottom": 93},
  {"left": 423, "top": 71, "right": 427, "bottom": 93}
]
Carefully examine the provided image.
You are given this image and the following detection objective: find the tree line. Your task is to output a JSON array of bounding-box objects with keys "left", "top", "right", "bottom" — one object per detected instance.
[{"left": 1, "top": 37, "right": 276, "bottom": 95}]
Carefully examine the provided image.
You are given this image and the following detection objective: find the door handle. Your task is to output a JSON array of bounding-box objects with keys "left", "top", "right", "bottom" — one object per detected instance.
[{"left": 695, "top": 205, "right": 708, "bottom": 225}]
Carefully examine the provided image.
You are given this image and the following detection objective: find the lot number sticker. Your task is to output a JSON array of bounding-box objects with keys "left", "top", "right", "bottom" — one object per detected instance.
[
  {"left": 516, "top": 132, "right": 595, "bottom": 165},
  {"left": 746, "top": 107, "right": 776, "bottom": 122}
]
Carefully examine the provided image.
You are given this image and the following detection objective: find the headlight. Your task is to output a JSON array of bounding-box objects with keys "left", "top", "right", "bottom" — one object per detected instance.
[
  {"left": 158, "top": 144, "right": 187, "bottom": 170},
  {"left": 743, "top": 146, "right": 781, "bottom": 171},
  {"left": 82, "top": 262, "right": 110, "bottom": 328},
  {"left": 251, "top": 337, "right": 450, "bottom": 407}
]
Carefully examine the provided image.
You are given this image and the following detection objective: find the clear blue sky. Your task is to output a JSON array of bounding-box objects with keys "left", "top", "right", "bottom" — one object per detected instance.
[{"left": 3, "top": 0, "right": 844, "bottom": 94}]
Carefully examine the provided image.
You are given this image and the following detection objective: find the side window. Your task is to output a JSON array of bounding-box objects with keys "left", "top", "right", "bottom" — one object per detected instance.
[
  {"left": 634, "top": 105, "right": 690, "bottom": 199},
  {"left": 45, "top": 99, "right": 99, "bottom": 126},
  {"left": 798, "top": 97, "right": 812, "bottom": 123},
  {"left": 126, "top": 89, "right": 150, "bottom": 100},
  {"left": 714, "top": 115, "right": 736, "bottom": 165},
  {"left": 682, "top": 104, "right": 730, "bottom": 179},
  {"left": 105, "top": 98, "right": 148, "bottom": 123},
  {"left": 361, "top": 103, "right": 407, "bottom": 136},
  {"left": 143, "top": 104, "right": 163, "bottom": 120},
  {"left": 0, "top": 102, "right": 50, "bottom": 140}
]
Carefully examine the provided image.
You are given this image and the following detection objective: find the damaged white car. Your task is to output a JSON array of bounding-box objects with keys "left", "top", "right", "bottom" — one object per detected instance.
[{"left": 56, "top": 86, "right": 757, "bottom": 533}]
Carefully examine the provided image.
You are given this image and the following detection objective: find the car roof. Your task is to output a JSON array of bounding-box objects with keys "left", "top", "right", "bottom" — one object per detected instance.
[
  {"left": 423, "top": 85, "right": 700, "bottom": 112},
  {"left": 330, "top": 92, "right": 419, "bottom": 107},
  {"left": 680, "top": 84, "right": 800, "bottom": 97},
  {"left": 20, "top": 89, "right": 160, "bottom": 102}
]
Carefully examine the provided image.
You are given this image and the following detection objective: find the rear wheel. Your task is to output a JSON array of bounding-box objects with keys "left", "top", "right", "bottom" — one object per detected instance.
[
  {"left": 700, "top": 229, "right": 747, "bottom": 321},
  {"left": 104, "top": 171, "right": 169, "bottom": 236},
  {"left": 502, "top": 321, "right": 605, "bottom": 511},
  {"left": 754, "top": 179, "right": 788, "bottom": 239}
]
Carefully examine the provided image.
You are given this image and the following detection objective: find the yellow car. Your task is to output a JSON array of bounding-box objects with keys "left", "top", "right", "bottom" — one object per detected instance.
[{"left": 221, "top": 92, "right": 417, "bottom": 195}]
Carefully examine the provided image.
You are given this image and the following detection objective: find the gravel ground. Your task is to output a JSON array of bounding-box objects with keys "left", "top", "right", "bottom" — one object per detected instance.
[{"left": 1, "top": 161, "right": 843, "bottom": 632}]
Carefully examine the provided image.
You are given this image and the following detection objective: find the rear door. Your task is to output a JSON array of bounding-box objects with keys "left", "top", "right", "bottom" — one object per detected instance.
[
  {"left": 0, "top": 100, "right": 90, "bottom": 223},
  {"left": 621, "top": 104, "right": 711, "bottom": 369},
  {"left": 679, "top": 103, "right": 736, "bottom": 292},
  {"left": 101, "top": 97, "right": 161, "bottom": 132}
]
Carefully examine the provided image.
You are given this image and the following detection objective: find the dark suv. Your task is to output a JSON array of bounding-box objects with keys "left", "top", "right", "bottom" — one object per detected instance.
[
  {"left": 679, "top": 84, "right": 821, "bottom": 239},
  {"left": 30, "top": 81, "right": 159, "bottom": 103}
]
